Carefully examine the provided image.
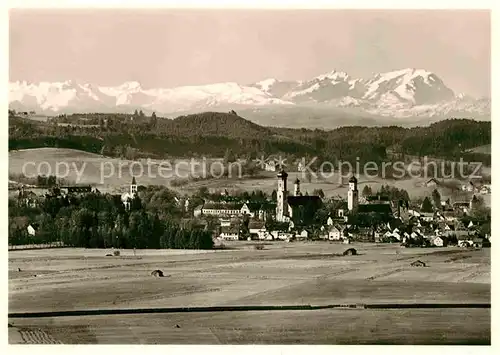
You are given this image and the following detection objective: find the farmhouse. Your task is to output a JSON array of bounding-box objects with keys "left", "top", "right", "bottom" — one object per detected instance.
[
  {"left": 425, "top": 178, "right": 440, "bottom": 188},
  {"left": 17, "top": 187, "right": 38, "bottom": 207},
  {"left": 431, "top": 236, "right": 447, "bottom": 247},
  {"left": 326, "top": 224, "right": 344, "bottom": 240},
  {"left": 264, "top": 159, "right": 278, "bottom": 172}
]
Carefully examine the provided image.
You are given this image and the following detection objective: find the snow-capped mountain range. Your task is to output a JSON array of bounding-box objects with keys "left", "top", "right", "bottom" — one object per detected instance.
[{"left": 9, "top": 68, "right": 490, "bottom": 118}]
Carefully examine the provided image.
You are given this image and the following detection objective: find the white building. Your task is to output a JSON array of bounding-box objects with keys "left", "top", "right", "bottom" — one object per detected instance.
[
  {"left": 121, "top": 177, "right": 138, "bottom": 210},
  {"left": 27, "top": 224, "right": 36, "bottom": 236},
  {"left": 431, "top": 236, "right": 445, "bottom": 247},
  {"left": 296, "top": 230, "right": 309, "bottom": 239},
  {"left": 327, "top": 225, "right": 343, "bottom": 240},
  {"left": 276, "top": 170, "right": 289, "bottom": 222},
  {"left": 347, "top": 175, "right": 359, "bottom": 211}
]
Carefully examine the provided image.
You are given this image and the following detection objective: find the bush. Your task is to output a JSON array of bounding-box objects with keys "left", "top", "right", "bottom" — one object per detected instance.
[{"left": 113, "top": 250, "right": 120, "bottom": 256}]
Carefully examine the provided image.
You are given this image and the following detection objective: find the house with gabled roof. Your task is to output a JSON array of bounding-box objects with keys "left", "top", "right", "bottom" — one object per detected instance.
[
  {"left": 431, "top": 235, "right": 447, "bottom": 247},
  {"left": 425, "top": 178, "right": 440, "bottom": 188},
  {"left": 325, "top": 224, "right": 344, "bottom": 241}
]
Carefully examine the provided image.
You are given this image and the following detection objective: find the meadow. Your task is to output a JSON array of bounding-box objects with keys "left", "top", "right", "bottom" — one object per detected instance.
[
  {"left": 8, "top": 242, "right": 490, "bottom": 344},
  {"left": 9, "top": 147, "right": 490, "bottom": 203}
]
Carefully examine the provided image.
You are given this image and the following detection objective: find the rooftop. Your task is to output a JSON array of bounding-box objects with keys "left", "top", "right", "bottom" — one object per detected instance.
[
  {"left": 287, "top": 195, "right": 322, "bottom": 207},
  {"left": 358, "top": 203, "right": 393, "bottom": 214}
]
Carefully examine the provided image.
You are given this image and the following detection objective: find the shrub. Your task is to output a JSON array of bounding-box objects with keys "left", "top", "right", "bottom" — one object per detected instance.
[{"left": 113, "top": 250, "right": 120, "bottom": 256}]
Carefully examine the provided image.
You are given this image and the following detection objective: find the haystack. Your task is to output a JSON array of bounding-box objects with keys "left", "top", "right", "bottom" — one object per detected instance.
[
  {"left": 151, "top": 269, "right": 164, "bottom": 277},
  {"left": 343, "top": 248, "right": 357, "bottom": 256},
  {"left": 410, "top": 260, "right": 426, "bottom": 267}
]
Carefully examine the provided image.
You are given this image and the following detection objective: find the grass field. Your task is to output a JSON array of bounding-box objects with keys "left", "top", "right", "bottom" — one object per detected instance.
[
  {"left": 9, "top": 148, "right": 212, "bottom": 194},
  {"left": 8, "top": 242, "right": 490, "bottom": 344},
  {"left": 9, "top": 147, "right": 490, "bottom": 202}
]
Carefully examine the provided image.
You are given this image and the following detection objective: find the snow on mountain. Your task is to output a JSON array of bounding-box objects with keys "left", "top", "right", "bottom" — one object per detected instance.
[
  {"left": 8, "top": 68, "right": 489, "bottom": 119},
  {"left": 253, "top": 78, "right": 279, "bottom": 92},
  {"left": 363, "top": 68, "right": 455, "bottom": 105},
  {"left": 366, "top": 95, "right": 491, "bottom": 118},
  {"left": 283, "top": 70, "right": 362, "bottom": 103},
  {"left": 145, "top": 82, "right": 294, "bottom": 113},
  {"left": 9, "top": 80, "right": 113, "bottom": 112}
]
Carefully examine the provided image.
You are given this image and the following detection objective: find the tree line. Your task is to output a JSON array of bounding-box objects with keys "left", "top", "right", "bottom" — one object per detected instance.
[
  {"left": 9, "top": 186, "right": 213, "bottom": 250},
  {"left": 9, "top": 112, "right": 491, "bottom": 169}
]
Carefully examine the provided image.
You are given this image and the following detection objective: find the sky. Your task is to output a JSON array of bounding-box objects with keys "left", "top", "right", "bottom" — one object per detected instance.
[{"left": 9, "top": 9, "right": 491, "bottom": 97}]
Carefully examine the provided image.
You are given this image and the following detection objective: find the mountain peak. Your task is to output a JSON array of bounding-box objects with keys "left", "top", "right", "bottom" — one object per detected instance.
[
  {"left": 315, "top": 70, "right": 350, "bottom": 82},
  {"left": 119, "top": 81, "right": 142, "bottom": 90},
  {"left": 8, "top": 68, "right": 488, "bottom": 119}
]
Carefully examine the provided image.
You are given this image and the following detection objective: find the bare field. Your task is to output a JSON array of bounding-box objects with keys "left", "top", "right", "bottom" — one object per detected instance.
[
  {"left": 9, "top": 308, "right": 490, "bottom": 345},
  {"left": 8, "top": 242, "right": 490, "bottom": 344}
]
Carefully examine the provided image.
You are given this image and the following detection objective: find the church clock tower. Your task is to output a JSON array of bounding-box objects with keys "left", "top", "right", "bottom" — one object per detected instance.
[
  {"left": 347, "top": 175, "right": 358, "bottom": 212},
  {"left": 276, "top": 169, "right": 288, "bottom": 222}
]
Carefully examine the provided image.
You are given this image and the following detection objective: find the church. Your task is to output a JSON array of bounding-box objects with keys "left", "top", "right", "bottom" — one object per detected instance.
[
  {"left": 121, "top": 177, "right": 138, "bottom": 210},
  {"left": 347, "top": 175, "right": 393, "bottom": 219},
  {"left": 275, "top": 169, "right": 322, "bottom": 223}
]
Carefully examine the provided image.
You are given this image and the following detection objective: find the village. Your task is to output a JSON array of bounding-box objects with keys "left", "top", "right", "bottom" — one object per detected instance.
[{"left": 191, "top": 169, "right": 491, "bottom": 248}]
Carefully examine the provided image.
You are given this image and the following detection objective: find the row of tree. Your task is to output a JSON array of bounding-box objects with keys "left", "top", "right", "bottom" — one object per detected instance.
[
  {"left": 9, "top": 112, "right": 491, "bottom": 169},
  {"left": 9, "top": 187, "right": 213, "bottom": 250}
]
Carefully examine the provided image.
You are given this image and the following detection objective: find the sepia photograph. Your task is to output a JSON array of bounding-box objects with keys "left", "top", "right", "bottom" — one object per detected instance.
[{"left": 7, "top": 6, "right": 491, "bottom": 345}]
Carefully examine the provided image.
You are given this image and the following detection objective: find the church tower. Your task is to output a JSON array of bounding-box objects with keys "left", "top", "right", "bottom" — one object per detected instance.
[
  {"left": 294, "top": 177, "right": 301, "bottom": 196},
  {"left": 130, "top": 176, "right": 138, "bottom": 197},
  {"left": 276, "top": 169, "right": 288, "bottom": 222},
  {"left": 347, "top": 175, "right": 358, "bottom": 212}
]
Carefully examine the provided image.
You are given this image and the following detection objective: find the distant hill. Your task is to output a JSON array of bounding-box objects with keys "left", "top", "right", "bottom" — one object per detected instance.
[{"left": 159, "top": 111, "right": 272, "bottom": 138}]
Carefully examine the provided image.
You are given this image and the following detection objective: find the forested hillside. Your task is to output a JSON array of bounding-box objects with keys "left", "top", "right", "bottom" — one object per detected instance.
[{"left": 8, "top": 110, "right": 491, "bottom": 166}]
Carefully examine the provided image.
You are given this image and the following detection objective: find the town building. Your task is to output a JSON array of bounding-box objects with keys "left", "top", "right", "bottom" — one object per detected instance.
[
  {"left": 197, "top": 201, "right": 274, "bottom": 220},
  {"left": 347, "top": 175, "right": 359, "bottom": 211},
  {"left": 121, "top": 177, "right": 138, "bottom": 210},
  {"left": 347, "top": 175, "right": 393, "bottom": 220},
  {"left": 275, "top": 172, "right": 323, "bottom": 223}
]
